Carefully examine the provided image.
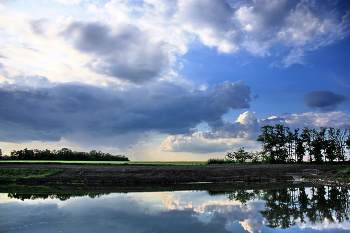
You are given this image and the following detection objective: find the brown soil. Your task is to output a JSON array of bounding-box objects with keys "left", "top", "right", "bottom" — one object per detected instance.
[{"left": 0, "top": 163, "right": 347, "bottom": 185}]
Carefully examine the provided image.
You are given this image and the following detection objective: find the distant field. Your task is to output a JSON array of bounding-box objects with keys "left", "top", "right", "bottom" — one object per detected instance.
[
  {"left": 0, "top": 160, "right": 207, "bottom": 166},
  {"left": 0, "top": 168, "right": 62, "bottom": 178}
]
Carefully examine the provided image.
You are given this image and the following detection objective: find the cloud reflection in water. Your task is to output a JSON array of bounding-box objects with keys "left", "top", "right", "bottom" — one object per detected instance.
[{"left": 0, "top": 187, "right": 350, "bottom": 233}]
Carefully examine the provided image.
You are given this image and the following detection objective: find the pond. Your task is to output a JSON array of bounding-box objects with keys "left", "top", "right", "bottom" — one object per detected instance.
[{"left": 0, "top": 185, "right": 349, "bottom": 233}]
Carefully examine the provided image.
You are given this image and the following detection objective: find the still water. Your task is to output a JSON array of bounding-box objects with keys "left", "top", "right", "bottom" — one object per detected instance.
[{"left": 0, "top": 186, "right": 349, "bottom": 233}]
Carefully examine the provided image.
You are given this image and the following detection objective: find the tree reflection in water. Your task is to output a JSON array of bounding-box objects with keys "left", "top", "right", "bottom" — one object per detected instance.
[
  {"left": 7, "top": 192, "right": 111, "bottom": 201},
  {"left": 209, "top": 186, "right": 350, "bottom": 229},
  {"left": 7, "top": 186, "right": 350, "bottom": 230}
]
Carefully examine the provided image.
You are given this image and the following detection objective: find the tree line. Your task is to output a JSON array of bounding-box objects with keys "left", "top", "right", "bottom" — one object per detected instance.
[
  {"left": 0, "top": 148, "right": 129, "bottom": 161},
  {"left": 208, "top": 124, "right": 350, "bottom": 164},
  {"left": 257, "top": 125, "right": 350, "bottom": 163}
]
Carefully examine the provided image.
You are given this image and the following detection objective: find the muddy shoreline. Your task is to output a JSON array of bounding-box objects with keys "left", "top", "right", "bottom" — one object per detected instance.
[{"left": 1, "top": 163, "right": 348, "bottom": 192}]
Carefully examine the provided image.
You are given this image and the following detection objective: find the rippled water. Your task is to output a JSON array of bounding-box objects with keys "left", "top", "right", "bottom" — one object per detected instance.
[{"left": 0, "top": 186, "right": 349, "bottom": 232}]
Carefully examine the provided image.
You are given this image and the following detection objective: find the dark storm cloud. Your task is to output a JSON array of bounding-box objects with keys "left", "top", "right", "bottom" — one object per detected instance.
[
  {"left": 0, "top": 79, "right": 252, "bottom": 143},
  {"left": 60, "top": 21, "right": 171, "bottom": 83},
  {"left": 305, "top": 90, "right": 346, "bottom": 111}
]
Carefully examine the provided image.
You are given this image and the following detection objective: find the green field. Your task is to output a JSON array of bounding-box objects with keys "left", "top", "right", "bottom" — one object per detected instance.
[
  {"left": 0, "top": 160, "right": 207, "bottom": 166},
  {"left": 0, "top": 168, "right": 63, "bottom": 178}
]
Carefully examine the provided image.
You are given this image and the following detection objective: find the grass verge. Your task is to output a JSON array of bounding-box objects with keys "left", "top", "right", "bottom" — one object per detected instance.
[
  {"left": 0, "top": 168, "right": 63, "bottom": 178},
  {"left": 337, "top": 167, "right": 350, "bottom": 174}
]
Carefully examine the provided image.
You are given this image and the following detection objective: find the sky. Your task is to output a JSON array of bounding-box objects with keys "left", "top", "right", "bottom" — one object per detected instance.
[{"left": 0, "top": 0, "right": 350, "bottom": 161}]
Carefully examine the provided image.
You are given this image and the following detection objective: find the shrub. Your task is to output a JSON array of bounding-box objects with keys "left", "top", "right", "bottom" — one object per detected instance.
[
  {"left": 207, "top": 158, "right": 230, "bottom": 165},
  {"left": 337, "top": 168, "right": 350, "bottom": 174},
  {"left": 225, "top": 148, "right": 259, "bottom": 164}
]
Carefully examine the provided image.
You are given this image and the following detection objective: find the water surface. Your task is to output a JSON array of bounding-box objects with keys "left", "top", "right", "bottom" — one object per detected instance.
[{"left": 0, "top": 186, "right": 349, "bottom": 232}]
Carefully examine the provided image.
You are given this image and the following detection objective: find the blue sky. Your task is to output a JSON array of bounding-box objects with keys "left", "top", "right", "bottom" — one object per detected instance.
[{"left": 0, "top": 0, "right": 350, "bottom": 160}]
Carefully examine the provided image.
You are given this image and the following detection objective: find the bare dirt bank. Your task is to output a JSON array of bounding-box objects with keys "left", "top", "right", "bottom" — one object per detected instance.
[{"left": 1, "top": 163, "right": 347, "bottom": 184}]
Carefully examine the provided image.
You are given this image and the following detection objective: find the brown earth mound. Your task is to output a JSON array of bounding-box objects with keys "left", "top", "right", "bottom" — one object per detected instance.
[{"left": 0, "top": 163, "right": 346, "bottom": 185}]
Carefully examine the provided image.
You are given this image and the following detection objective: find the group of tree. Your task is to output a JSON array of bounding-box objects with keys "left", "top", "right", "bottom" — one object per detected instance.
[
  {"left": 224, "top": 147, "right": 261, "bottom": 164},
  {"left": 208, "top": 124, "right": 350, "bottom": 164},
  {"left": 0, "top": 148, "right": 129, "bottom": 161},
  {"left": 256, "top": 124, "right": 350, "bottom": 163}
]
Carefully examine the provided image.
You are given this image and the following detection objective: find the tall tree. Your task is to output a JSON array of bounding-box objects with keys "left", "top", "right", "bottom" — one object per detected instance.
[
  {"left": 294, "top": 128, "right": 305, "bottom": 163},
  {"left": 325, "top": 128, "right": 337, "bottom": 162},
  {"left": 300, "top": 127, "right": 314, "bottom": 162},
  {"left": 256, "top": 125, "right": 276, "bottom": 163}
]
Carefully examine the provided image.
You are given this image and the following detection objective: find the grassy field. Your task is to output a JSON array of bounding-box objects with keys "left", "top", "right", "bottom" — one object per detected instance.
[
  {"left": 0, "top": 168, "right": 62, "bottom": 178},
  {"left": 0, "top": 160, "right": 207, "bottom": 166}
]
